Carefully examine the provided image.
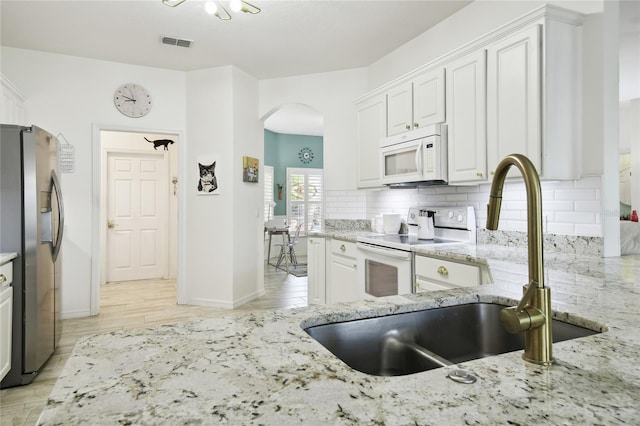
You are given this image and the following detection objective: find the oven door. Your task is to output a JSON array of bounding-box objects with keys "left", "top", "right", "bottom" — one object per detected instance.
[{"left": 356, "top": 242, "right": 413, "bottom": 298}]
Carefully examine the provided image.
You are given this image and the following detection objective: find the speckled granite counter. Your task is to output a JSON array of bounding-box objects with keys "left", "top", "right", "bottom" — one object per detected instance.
[
  {"left": 38, "top": 245, "right": 640, "bottom": 425},
  {"left": 0, "top": 252, "right": 18, "bottom": 265}
]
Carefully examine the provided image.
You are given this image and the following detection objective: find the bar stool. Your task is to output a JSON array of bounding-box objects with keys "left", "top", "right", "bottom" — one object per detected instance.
[{"left": 274, "top": 224, "right": 302, "bottom": 274}]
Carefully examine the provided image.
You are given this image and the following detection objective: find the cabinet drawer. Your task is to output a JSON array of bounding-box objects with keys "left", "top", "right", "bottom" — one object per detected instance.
[
  {"left": 0, "top": 262, "right": 13, "bottom": 287},
  {"left": 330, "top": 240, "right": 357, "bottom": 258},
  {"left": 415, "top": 255, "right": 480, "bottom": 287}
]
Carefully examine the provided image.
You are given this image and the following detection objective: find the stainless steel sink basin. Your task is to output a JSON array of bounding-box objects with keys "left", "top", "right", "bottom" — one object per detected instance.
[{"left": 304, "top": 303, "right": 601, "bottom": 376}]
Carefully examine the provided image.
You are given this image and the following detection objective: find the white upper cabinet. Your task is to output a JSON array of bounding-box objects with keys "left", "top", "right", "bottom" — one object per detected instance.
[
  {"left": 413, "top": 68, "right": 446, "bottom": 129},
  {"left": 355, "top": 94, "right": 386, "bottom": 188},
  {"left": 354, "top": 6, "right": 584, "bottom": 186},
  {"left": 487, "top": 25, "right": 542, "bottom": 179},
  {"left": 446, "top": 50, "right": 487, "bottom": 183},
  {"left": 1, "top": 74, "right": 26, "bottom": 126},
  {"left": 387, "top": 68, "right": 445, "bottom": 137}
]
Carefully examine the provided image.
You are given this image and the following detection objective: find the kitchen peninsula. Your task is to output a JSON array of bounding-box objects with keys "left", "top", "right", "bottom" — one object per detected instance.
[{"left": 39, "top": 244, "right": 639, "bottom": 425}]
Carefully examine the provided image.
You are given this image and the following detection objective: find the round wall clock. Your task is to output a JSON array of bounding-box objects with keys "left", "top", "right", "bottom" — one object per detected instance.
[
  {"left": 113, "top": 83, "right": 153, "bottom": 118},
  {"left": 298, "top": 147, "right": 314, "bottom": 164}
]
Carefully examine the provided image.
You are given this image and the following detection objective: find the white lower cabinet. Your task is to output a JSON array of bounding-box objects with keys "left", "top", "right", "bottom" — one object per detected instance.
[
  {"left": 414, "top": 254, "right": 483, "bottom": 292},
  {"left": 1, "top": 260, "right": 14, "bottom": 381},
  {"left": 307, "top": 237, "right": 326, "bottom": 305},
  {"left": 327, "top": 240, "right": 358, "bottom": 304}
]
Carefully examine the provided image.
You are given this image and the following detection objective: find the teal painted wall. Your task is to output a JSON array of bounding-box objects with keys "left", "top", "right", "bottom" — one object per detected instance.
[{"left": 264, "top": 130, "right": 323, "bottom": 216}]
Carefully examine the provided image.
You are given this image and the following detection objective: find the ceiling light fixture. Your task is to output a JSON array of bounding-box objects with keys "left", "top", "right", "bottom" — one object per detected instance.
[{"left": 162, "top": 0, "right": 261, "bottom": 20}]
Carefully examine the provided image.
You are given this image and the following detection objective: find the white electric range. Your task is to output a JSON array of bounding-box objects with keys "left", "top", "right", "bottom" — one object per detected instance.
[{"left": 356, "top": 206, "right": 476, "bottom": 298}]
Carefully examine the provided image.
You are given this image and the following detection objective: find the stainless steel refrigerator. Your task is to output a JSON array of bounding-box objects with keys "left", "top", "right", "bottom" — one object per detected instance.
[{"left": 0, "top": 125, "right": 64, "bottom": 388}]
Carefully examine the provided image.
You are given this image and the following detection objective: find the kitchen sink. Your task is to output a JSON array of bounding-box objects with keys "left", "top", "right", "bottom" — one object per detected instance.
[{"left": 304, "top": 303, "right": 601, "bottom": 376}]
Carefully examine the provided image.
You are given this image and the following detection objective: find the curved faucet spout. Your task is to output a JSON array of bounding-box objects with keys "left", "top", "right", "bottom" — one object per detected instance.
[
  {"left": 486, "top": 154, "right": 552, "bottom": 365},
  {"left": 486, "top": 154, "right": 544, "bottom": 291}
]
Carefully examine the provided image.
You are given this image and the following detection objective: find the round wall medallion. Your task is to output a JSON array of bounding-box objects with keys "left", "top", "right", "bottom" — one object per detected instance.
[{"left": 298, "top": 147, "right": 314, "bottom": 164}]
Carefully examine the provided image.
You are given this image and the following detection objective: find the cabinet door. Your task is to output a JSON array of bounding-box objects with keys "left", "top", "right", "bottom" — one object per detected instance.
[
  {"left": 0, "top": 287, "right": 12, "bottom": 381},
  {"left": 446, "top": 50, "right": 487, "bottom": 183},
  {"left": 329, "top": 256, "right": 358, "bottom": 304},
  {"left": 386, "top": 82, "right": 413, "bottom": 136},
  {"left": 413, "top": 68, "right": 446, "bottom": 128},
  {"left": 1, "top": 75, "right": 26, "bottom": 126},
  {"left": 487, "top": 25, "right": 541, "bottom": 177},
  {"left": 307, "top": 238, "right": 326, "bottom": 305},
  {"left": 356, "top": 95, "right": 386, "bottom": 188}
]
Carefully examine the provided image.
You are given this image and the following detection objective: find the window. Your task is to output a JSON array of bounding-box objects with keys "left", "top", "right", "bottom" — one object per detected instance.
[
  {"left": 264, "top": 165, "right": 274, "bottom": 220},
  {"left": 286, "top": 167, "right": 323, "bottom": 234}
]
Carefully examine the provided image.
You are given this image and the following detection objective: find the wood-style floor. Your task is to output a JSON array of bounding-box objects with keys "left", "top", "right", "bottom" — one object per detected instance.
[{"left": 0, "top": 265, "right": 307, "bottom": 426}]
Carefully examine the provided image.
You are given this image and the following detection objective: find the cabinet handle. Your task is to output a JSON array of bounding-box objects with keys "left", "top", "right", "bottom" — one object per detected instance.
[
  {"left": 414, "top": 123, "right": 419, "bottom": 128},
  {"left": 340, "top": 244, "right": 346, "bottom": 252},
  {"left": 405, "top": 124, "right": 411, "bottom": 130},
  {"left": 0, "top": 274, "right": 5, "bottom": 284},
  {"left": 107, "top": 219, "right": 115, "bottom": 229},
  {"left": 476, "top": 172, "right": 483, "bottom": 177},
  {"left": 490, "top": 171, "right": 495, "bottom": 176},
  {"left": 437, "top": 266, "right": 448, "bottom": 276}
]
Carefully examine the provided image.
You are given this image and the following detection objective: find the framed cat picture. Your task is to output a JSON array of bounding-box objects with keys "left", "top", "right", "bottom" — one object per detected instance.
[
  {"left": 196, "top": 155, "right": 220, "bottom": 195},
  {"left": 242, "top": 156, "right": 259, "bottom": 183}
]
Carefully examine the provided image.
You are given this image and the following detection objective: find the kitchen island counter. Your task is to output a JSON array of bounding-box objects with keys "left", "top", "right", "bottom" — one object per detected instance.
[{"left": 38, "top": 246, "right": 640, "bottom": 425}]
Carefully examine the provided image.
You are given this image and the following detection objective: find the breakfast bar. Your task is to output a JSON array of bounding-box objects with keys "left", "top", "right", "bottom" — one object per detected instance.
[{"left": 37, "top": 244, "right": 640, "bottom": 425}]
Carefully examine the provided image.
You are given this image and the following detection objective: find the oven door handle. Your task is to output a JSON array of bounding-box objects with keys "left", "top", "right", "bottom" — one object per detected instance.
[{"left": 357, "top": 243, "right": 411, "bottom": 259}]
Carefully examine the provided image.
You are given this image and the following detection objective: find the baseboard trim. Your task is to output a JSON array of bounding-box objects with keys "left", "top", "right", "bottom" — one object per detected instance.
[
  {"left": 180, "top": 289, "right": 266, "bottom": 310},
  {"left": 61, "top": 309, "right": 92, "bottom": 319}
]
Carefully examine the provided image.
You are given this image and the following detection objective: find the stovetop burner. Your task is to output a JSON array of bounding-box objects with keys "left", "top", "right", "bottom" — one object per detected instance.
[{"left": 357, "top": 206, "right": 476, "bottom": 251}]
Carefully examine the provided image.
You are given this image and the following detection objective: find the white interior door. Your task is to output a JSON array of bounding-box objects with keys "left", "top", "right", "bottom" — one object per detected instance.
[{"left": 107, "top": 152, "right": 168, "bottom": 282}]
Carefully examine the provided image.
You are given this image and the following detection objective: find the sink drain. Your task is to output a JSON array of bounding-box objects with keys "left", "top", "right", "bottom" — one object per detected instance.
[{"left": 447, "top": 369, "right": 477, "bottom": 384}]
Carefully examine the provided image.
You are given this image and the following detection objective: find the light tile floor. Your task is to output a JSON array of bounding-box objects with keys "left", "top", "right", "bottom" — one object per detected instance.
[{"left": 0, "top": 265, "right": 307, "bottom": 425}]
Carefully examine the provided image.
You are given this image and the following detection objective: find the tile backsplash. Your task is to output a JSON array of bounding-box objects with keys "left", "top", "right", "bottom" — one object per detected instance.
[{"left": 325, "top": 176, "right": 603, "bottom": 238}]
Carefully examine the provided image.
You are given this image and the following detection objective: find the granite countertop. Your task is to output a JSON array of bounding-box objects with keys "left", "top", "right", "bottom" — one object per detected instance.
[
  {"left": 0, "top": 252, "right": 18, "bottom": 266},
  {"left": 38, "top": 245, "right": 640, "bottom": 425}
]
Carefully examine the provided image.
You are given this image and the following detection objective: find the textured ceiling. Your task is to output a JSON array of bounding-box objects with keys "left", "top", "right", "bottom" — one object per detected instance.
[{"left": 0, "top": 0, "right": 472, "bottom": 79}]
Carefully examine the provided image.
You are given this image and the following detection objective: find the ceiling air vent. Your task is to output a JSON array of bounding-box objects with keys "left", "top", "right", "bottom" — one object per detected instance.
[{"left": 161, "top": 35, "right": 193, "bottom": 48}]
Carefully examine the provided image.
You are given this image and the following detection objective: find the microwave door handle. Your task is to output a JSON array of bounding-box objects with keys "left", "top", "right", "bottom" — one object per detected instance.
[{"left": 415, "top": 141, "right": 424, "bottom": 176}]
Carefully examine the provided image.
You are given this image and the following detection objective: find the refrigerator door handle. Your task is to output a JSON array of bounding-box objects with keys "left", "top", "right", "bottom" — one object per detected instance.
[{"left": 51, "top": 170, "right": 64, "bottom": 262}]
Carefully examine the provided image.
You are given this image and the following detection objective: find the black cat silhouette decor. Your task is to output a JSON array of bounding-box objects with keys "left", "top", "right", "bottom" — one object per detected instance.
[{"left": 145, "top": 137, "right": 175, "bottom": 151}]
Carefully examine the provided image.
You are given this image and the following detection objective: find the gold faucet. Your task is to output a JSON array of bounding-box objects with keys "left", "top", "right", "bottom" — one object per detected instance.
[{"left": 486, "top": 154, "right": 553, "bottom": 365}]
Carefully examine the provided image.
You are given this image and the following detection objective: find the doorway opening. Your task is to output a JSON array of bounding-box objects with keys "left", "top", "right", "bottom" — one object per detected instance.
[
  {"left": 262, "top": 103, "right": 323, "bottom": 288},
  {"left": 91, "top": 127, "right": 182, "bottom": 315}
]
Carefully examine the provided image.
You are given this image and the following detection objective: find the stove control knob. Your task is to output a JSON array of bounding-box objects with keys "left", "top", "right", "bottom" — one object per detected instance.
[
  {"left": 457, "top": 214, "right": 464, "bottom": 222},
  {"left": 448, "top": 210, "right": 454, "bottom": 219}
]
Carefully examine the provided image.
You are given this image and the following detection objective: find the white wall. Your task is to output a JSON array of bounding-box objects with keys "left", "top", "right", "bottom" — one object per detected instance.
[
  {"left": 184, "top": 66, "right": 264, "bottom": 308},
  {"left": 0, "top": 47, "right": 187, "bottom": 318},
  {"left": 230, "top": 67, "right": 265, "bottom": 305},
  {"left": 184, "top": 67, "right": 234, "bottom": 305},
  {"left": 259, "top": 68, "right": 368, "bottom": 191}
]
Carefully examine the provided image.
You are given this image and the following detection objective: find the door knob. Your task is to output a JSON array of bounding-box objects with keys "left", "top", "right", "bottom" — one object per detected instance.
[{"left": 107, "top": 219, "right": 115, "bottom": 229}]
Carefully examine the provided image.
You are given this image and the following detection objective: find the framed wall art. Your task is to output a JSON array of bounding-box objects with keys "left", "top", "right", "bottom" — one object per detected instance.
[
  {"left": 243, "top": 156, "right": 259, "bottom": 183},
  {"left": 196, "top": 155, "right": 220, "bottom": 195}
]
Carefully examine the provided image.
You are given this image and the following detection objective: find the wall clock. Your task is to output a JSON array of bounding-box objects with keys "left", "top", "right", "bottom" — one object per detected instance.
[
  {"left": 298, "top": 147, "right": 314, "bottom": 164},
  {"left": 113, "top": 83, "right": 153, "bottom": 118}
]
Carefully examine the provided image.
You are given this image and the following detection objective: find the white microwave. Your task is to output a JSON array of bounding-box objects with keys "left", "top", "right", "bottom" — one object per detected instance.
[{"left": 380, "top": 124, "right": 448, "bottom": 187}]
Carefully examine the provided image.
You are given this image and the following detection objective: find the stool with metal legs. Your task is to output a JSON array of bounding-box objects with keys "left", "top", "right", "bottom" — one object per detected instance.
[{"left": 274, "top": 224, "right": 302, "bottom": 274}]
